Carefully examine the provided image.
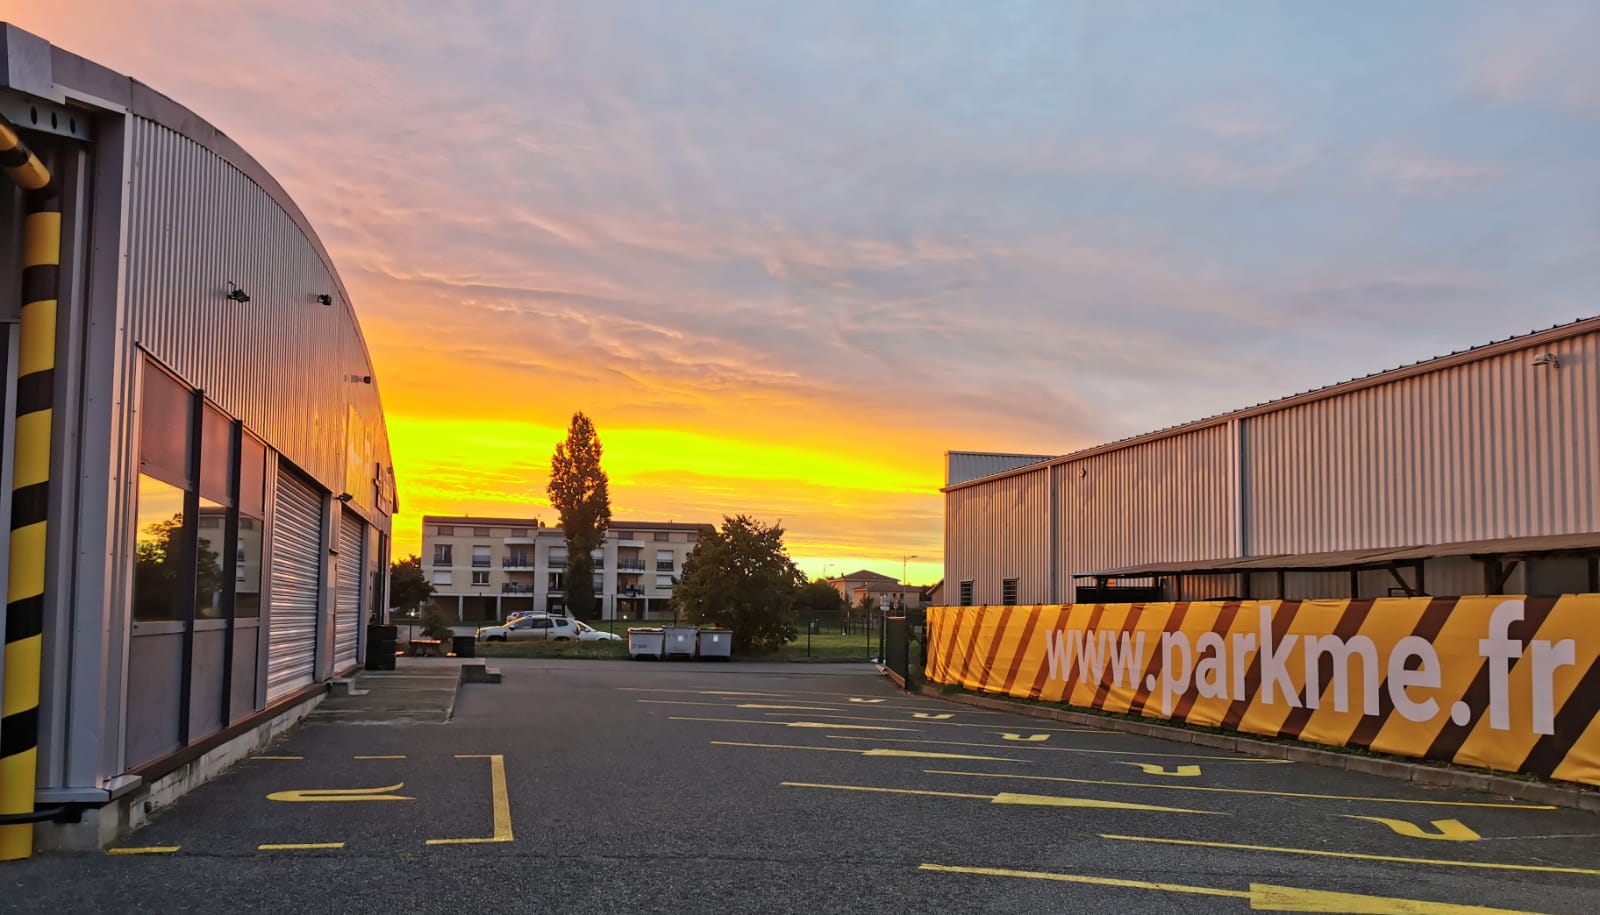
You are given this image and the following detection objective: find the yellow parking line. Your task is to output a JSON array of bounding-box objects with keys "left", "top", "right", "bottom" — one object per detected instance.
[
  {"left": 1100, "top": 834, "right": 1600, "bottom": 876},
  {"left": 710, "top": 741, "right": 1022, "bottom": 762},
  {"left": 784, "top": 782, "right": 994, "bottom": 801},
  {"left": 920, "top": 864, "right": 1550, "bottom": 913},
  {"left": 427, "top": 754, "right": 513, "bottom": 845},
  {"left": 761, "top": 711, "right": 1096, "bottom": 732},
  {"left": 923, "top": 769, "right": 1558, "bottom": 810},
  {"left": 828, "top": 734, "right": 1282, "bottom": 762},
  {"left": 670, "top": 716, "right": 916, "bottom": 732},
  {"left": 920, "top": 863, "right": 1247, "bottom": 899},
  {"left": 712, "top": 741, "right": 863, "bottom": 753},
  {"left": 107, "top": 846, "right": 180, "bottom": 855},
  {"left": 258, "top": 843, "right": 344, "bottom": 851}
]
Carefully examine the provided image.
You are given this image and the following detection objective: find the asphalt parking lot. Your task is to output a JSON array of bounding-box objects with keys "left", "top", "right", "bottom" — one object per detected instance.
[{"left": 4, "top": 659, "right": 1598, "bottom": 914}]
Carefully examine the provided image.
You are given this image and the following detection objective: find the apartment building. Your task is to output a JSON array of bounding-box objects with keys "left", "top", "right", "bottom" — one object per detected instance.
[{"left": 420, "top": 516, "right": 713, "bottom": 621}]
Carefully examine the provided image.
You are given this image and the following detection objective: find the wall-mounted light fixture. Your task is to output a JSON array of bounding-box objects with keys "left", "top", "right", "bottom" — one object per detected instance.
[
  {"left": 1531, "top": 352, "right": 1560, "bottom": 369},
  {"left": 336, "top": 492, "right": 354, "bottom": 503},
  {"left": 225, "top": 282, "right": 251, "bottom": 303},
  {"left": 316, "top": 294, "right": 333, "bottom": 306}
]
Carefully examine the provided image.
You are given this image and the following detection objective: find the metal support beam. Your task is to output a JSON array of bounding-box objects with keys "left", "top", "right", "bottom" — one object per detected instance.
[{"left": 1589, "top": 554, "right": 1599, "bottom": 594}]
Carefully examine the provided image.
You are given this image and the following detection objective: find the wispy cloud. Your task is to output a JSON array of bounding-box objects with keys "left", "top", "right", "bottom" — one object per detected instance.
[{"left": 11, "top": 2, "right": 1596, "bottom": 578}]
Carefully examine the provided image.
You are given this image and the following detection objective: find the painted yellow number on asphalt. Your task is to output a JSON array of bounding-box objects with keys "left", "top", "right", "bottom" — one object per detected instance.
[
  {"left": 1345, "top": 816, "right": 1482, "bottom": 842},
  {"left": 267, "top": 783, "right": 414, "bottom": 802},
  {"left": 1129, "top": 763, "right": 1202, "bottom": 777},
  {"left": 1001, "top": 733, "right": 1050, "bottom": 742},
  {"left": 849, "top": 698, "right": 885, "bottom": 704},
  {"left": 920, "top": 864, "right": 1548, "bottom": 913},
  {"left": 912, "top": 713, "right": 953, "bottom": 720}
]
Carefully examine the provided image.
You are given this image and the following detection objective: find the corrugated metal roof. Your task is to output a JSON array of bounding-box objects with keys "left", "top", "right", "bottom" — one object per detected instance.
[{"left": 947, "top": 314, "right": 1600, "bottom": 492}]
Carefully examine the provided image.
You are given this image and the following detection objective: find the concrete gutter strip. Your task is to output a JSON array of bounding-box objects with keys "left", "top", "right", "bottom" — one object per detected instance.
[{"left": 908, "top": 682, "right": 1600, "bottom": 813}]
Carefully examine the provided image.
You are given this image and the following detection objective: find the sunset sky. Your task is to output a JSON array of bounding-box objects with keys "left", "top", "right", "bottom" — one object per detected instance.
[{"left": 12, "top": 2, "right": 1598, "bottom": 583}]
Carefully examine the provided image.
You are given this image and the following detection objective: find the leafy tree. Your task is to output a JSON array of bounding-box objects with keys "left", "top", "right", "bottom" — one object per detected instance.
[
  {"left": 794, "top": 579, "right": 846, "bottom": 624},
  {"left": 390, "top": 554, "right": 434, "bottom": 616},
  {"left": 133, "top": 513, "right": 223, "bottom": 618},
  {"left": 671, "top": 515, "right": 802, "bottom": 653},
  {"left": 548, "top": 412, "right": 611, "bottom": 618}
]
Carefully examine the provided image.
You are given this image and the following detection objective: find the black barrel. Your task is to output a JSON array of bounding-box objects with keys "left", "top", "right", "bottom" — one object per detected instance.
[
  {"left": 366, "top": 624, "right": 398, "bottom": 670},
  {"left": 452, "top": 634, "right": 476, "bottom": 659}
]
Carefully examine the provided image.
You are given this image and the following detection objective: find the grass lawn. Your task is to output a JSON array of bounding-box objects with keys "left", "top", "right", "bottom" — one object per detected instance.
[{"left": 769, "top": 630, "right": 880, "bottom": 662}]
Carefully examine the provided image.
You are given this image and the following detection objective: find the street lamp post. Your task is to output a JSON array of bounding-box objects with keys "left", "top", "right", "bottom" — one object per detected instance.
[{"left": 901, "top": 555, "right": 918, "bottom": 586}]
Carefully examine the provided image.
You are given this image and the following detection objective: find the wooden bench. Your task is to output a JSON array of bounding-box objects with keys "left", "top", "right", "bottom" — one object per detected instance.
[{"left": 409, "top": 637, "right": 444, "bottom": 657}]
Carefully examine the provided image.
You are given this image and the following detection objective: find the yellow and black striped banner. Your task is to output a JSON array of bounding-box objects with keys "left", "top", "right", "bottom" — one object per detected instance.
[
  {"left": 926, "top": 596, "right": 1600, "bottom": 787},
  {"left": 0, "top": 116, "right": 57, "bottom": 862}
]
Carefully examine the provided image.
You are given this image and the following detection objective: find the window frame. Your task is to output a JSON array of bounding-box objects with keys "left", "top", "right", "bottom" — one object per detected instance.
[
  {"left": 1002, "top": 578, "right": 1018, "bottom": 606},
  {"left": 959, "top": 580, "right": 975, "bottom": 606}
]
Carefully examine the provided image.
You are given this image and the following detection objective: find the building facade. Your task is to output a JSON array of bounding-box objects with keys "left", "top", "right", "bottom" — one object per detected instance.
[
  {"left": 944, "top": 317, "right": 1600, "bottom": 607},
  {"left": 0, "top": 26, "right": 395, "bottom": 854},
  {"left": 419, "top": 516, "right": 712, "bottom": 621}
]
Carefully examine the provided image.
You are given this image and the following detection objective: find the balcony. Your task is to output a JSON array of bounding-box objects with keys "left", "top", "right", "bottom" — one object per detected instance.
[
  {"left": 617, "top": 560, "right": 646, "bottom": 572},
  {"left": 432, "top": 557, "right": 452, "bottom": 567},
  {"left": 655, "top": 562, "right": 675, "bottom": 572},
  {"left": 502, "top": 557, "right": 536, "bottom": 570},
  {"left": 618, "top": 587, "right": 644, "bottom": 598},
  {"left": 502, "top": 583, "right": 534, "bottom": 594},
  {"left": 548, "top": 557, "right": 567, "bottom": 569}
]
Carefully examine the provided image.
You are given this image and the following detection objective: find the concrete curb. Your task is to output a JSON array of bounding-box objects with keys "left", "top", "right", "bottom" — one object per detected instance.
[{"left": 908, "top": 682, "right": 1600, "bottom": 813}]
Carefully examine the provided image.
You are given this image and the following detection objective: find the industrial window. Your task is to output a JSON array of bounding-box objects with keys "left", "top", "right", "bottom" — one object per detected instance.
[
  {"left": 1002, "top": 579, "right": 1018, "bottom": 606},
  {"left": 471, "top": 571, "right": 489, "bottom": 586},
  {"left": 473, "top": 526, "right": 490, "bottom": 537},
  {"left": 435, "top": 525, "right": 453, "bottom": 536},
  {"left": 433, "top": 543, "right": 452, "bottom": 566},
  {"left": 236, "top": 435, "right": 266, "bottom": 617},
  {"left": 472, "top": 545, "right": 491, "bottom": 567},
  {"left": 959, "top": 581, "right": 974, "bottom": 606}
]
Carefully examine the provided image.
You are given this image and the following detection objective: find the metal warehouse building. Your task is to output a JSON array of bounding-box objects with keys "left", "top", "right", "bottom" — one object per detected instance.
[
  {"left": 944, "top": 316, "right": 1600, "bottom": 608},
  {"left": 0, "top": 26, "right": 396, "bottom": 855}
]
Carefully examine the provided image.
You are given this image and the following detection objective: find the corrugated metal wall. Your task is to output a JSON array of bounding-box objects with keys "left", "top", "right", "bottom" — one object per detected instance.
[
  {"left": 1057, "top": 423, "right": 1238, "bottom": 587},
  {"left": 1245, "top": 334, "right": 1599, "bottom": 554},
  {"left": 122, "top": 117, "right": 392, "bottom": 499},
  {"left": 946, "top": 326, "right": 1599, "bottom": 603},
  {"left": 944, "top": 465, "right": 1051, "bottom": 605}
]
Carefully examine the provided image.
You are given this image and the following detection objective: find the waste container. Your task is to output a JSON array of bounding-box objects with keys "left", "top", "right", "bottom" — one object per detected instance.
[
  {"left": 697, "top": 629, "right": 732, "bottom": 660},
  {"left": 452, "top": 634, "right": 476, "bottom": 659},
  {"left": 366, "top": 624, "right": 398, "bottom": 671},
  {"left": 664, "top": 626, "right": 698, "bottom": 659},
  {"left": 628, "top": 627, "right": 665, "bottom": 660}
]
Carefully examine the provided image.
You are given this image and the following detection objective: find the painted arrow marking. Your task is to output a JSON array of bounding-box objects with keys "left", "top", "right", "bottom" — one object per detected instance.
[
  {"left": 1129, "top": 763, "right": 1202, "bottom": 777},
  {"left": 1001, "top": 733, "right": 1050, "bottom": 742},
  {"left": 920, "top": 864, "right": 1545, "bottom": 913},
  {"left": 1346, "top": 815, "right": 1481, "bottom": 842},
  {"left": 912, "top": 713, "right": 954, "bottom": 720},
  {"left": 267, "top": 782, "right": 413, "bottom": 802}
]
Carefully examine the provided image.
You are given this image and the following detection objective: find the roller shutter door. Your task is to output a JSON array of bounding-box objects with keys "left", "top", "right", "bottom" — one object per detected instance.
[
  {"left": 267, "top": 468, "right": 322, "bottom": 700},
  {"left": 334, "top": 510, "right": 364, "bottom": 672}
]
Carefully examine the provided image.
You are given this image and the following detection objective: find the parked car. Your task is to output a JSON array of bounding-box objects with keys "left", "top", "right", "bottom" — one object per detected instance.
[
  {"left": 476, "top": 613, "right": 578, "bottom": 642},
  {"left": 575, "top": 620, "right": 624, "bottom": 642}
]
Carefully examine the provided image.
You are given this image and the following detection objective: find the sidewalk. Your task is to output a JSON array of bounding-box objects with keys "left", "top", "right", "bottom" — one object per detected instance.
[{"left": 307, "top": 657, "right": 468, "bottom": 725}]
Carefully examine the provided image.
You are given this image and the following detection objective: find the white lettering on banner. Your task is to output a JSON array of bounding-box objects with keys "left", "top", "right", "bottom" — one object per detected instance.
[
  {"left": 1031, "top": 599, "right": 1581, "bottom": 734},
  {"left": 1158, "top": 632, "right": 1193, "bottom": 716},
  {"left": 1257, "top": 605, "right": 1301, "bottom": 708},
  {"left": 1193, "top": 632, "right": 1228, "bottom": 700},
  {"left": 1303, "top": 634, "right": 1380, "bottom": 714},
  {"left": 1388, "top": 636, "right": 1441, "bottom": 723}
]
